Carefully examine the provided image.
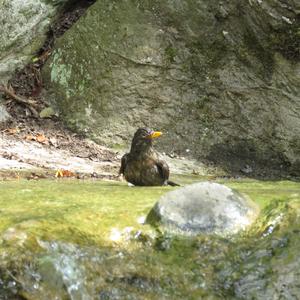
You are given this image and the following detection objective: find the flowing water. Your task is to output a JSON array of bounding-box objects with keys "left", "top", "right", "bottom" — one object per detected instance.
[{"left": 0, "top": 177, "right": 299, "bottom": 299}]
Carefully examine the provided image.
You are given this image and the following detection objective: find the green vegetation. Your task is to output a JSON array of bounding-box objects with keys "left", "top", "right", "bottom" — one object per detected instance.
[
  {"left": 0, "top": 179, "right": 172, "bottom": 246},
  {"left": 270, "top": 23, "right": 300, "bottom": 61},
  {"left": 1, "top": 177, "right": 298, "bottom": 243},
  {"left": 0, "top": 178, "right": 299, "bottom": 298},
  {"left": 165, "top": 45, "right": 177, "bottom": 63}
]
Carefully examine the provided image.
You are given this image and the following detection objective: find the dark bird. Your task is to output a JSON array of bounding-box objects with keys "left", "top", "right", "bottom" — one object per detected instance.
[{"left": 120, "top": 128, "right": 178, "bottom": 186}]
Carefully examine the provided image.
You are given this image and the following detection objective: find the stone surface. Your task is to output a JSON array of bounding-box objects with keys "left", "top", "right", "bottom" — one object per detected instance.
[
  {"left": 42, "top": 0, "right": 300, "bottom": 175},
  {"left": 0, "top": 134, "right": 116, "bottom": 174},
  {"left": 146, "top": 182, "right": 258, "bottom": 235},
  {"left": 0, "top": 102, "right": 10, "bottom": 122},
  {"left": 39, "top": 106, "right": 56, "bottom": 118},
  {"left": 228, "top": 199, "right": 300, "bottom": 299},
  {"left": 0, "top": 0, "right": 68, "bottom": 84}
]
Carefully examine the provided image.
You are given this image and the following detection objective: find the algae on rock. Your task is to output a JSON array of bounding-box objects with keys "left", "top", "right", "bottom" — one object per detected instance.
[{"left": 42, "top": 0, "right": 300, "bottom": 175}]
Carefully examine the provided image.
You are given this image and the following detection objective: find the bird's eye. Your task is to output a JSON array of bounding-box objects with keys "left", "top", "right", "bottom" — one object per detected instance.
[
  {"left": 144, "top": 130, "right": 153, "bottom": 138},
  {"left": 141, "top": 130, "right": 150, "bottom": 137},
  {"left": 135, "top": 128, "right": 152, "bottom": 139}
]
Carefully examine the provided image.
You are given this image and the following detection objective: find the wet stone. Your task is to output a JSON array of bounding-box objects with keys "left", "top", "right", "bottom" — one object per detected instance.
[
  {"left": 147, "top": 182, "right": 259, "bottom": 236},
  {"left": 2, "top": 228, "right": 28, "bottom": 246}
]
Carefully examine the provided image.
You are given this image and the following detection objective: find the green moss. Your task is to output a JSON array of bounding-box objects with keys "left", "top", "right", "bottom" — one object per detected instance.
[
  {"left": 50, "top": 50, "right": 72, "bottom": 93},
  {"left": 0, "top": 179, "right": 171, "bottom": 245},
  {"left": 240, "top": 27, "right": 275, "bottom": 80},
  {"left": 165, "top": 45, "right": 177, "bottom": 63},
  {"left": 223, "top": 179, "right": 300, "bottom": 209},
  {"left": 0, "top": 178, "right": 298, "bottom": 244},
  {"left": 270, "top": 22, "right": 300, "bottom": 61},
  {"left": 110, "top": 143, "right": 127, "bottom": 151},
  {"left": 0, "top": 178, "right": 299, "bottom": 298}
]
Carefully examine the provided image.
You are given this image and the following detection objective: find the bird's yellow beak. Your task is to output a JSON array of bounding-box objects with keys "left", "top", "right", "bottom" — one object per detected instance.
[{"left": 148, "top": 131, "right": 162, "bottom": 139}]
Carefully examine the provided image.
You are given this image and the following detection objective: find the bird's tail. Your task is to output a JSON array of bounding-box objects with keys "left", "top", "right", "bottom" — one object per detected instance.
[{"left": 167, "top": 180, "right": 180, "bottom": 186}]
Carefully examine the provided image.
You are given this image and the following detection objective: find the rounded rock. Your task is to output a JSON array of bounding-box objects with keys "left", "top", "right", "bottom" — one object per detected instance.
[{"left": 146, "top": 182, "right": 259, "bottom": 236}]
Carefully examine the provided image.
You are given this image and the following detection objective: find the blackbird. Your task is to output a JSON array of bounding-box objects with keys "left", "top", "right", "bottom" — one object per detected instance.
[{"left": 120, "top": 128, "right": 178, "bottom": 186}]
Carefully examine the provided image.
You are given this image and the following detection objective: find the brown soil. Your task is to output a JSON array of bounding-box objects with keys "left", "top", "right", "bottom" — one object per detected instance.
[{"left": 0, "top": 116, "right": 120, "bottom": 180}]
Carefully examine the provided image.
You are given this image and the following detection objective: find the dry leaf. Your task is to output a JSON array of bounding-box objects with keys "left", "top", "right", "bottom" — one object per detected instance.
[
  {"left": 25, "top": 134, "right": 36, "bottom": 141},
  {"left": 55, "top": 169, "right": 75, "bottom": 178},
  {"left": 36, "top": 133, "right": 48, "bottom": 144},
  {"left": 6, "top": 128, "right": 20, "bottom": 135},
  {"left": 55, "top": 170, "right": 64, "bottom": 178},
  {"left": 62, "top": 170, "right": 75, "bottom": 177}
]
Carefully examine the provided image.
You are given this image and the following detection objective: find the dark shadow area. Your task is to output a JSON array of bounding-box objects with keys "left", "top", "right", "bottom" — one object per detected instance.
[
  {"left": 206, "top": 141, "right": 300, "bottom": 181},
  {"left": 40, "top": 0, "right": 97, "bottom": 54}
]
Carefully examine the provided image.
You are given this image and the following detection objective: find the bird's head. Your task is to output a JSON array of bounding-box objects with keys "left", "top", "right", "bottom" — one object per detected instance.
[{"left": 130, "top": 127, "right": 162, "bottom": 154}]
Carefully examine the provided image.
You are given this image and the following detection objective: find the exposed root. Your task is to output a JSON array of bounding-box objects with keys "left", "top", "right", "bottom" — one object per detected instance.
[
  {"left": 0, "top": 85, "right": 39, "bottom": 117},
  {"left": 3, "top": 0, "right": 96, "bottom": 121}
]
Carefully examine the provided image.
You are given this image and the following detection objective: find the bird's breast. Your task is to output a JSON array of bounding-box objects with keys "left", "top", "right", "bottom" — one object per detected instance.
[{"left": 124, "top": 157, "right": 164, "bottom": 186}]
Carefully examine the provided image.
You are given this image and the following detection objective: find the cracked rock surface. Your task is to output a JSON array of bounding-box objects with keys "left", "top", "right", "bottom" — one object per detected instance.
[{"left": 42, "top": 0, "right": 300, "bottom": 176}]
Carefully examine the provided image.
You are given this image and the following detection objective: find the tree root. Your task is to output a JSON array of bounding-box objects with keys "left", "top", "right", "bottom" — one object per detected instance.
[{"left": 0, "top": 84, "right": 39, "bottom": 117}]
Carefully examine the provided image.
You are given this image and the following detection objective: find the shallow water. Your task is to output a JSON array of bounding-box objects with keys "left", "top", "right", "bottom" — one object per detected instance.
[{"left": 0, "top": 177, "right": 299, "bottom": 299}]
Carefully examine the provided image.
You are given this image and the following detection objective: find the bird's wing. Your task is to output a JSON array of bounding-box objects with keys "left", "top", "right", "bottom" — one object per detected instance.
[
  {"left": 119, "top": 153, "right": 129, "bottom": 175},
  {"left": 156, "top": 160, "right": 170, "bottom": 181}
]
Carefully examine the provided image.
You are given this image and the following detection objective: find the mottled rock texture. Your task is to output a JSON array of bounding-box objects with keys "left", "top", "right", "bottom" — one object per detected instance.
[
  {"left": 42, "top": 0, "right": 300, "bottom": 175},
  {"left": 0, "top": 103, "right": 10, "bottom": 123},
  {"left": 0, "top": 0, "right": 67, "bottom": 84}
]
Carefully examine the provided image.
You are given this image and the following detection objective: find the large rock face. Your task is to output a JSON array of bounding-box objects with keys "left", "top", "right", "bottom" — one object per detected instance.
[
  {"left": 42, "top": 0, "right": 300, "bottom": 175},
  {"left": 0, "top": 0, "right": 68, "bottom": 85},
  {"left": 146, "top": 182, "right": 258, "bottom": 236}
]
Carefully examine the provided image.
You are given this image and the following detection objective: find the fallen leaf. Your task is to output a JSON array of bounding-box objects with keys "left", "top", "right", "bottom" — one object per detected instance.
[
  {"left": 55, "top": 170, "right": 63, "bottom": 178},
  {"left": 6, "top": 128, "right": 20, "bottom": 135},
  {"left": 55, "top": 169, "right": 75, "bottom": 178},
  {"left": 62, "top": 170, "right": 75, "bottom": 177},
  {"left": 25, "top": 134, "right": 36, "bottom": 141},
  {"left": 36, "top": 133, "right": 48, "bottom": 144}
]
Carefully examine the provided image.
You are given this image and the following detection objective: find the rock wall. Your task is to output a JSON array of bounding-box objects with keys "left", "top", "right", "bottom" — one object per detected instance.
[
  {"left": 42, "top": 0, "right": 300, "bottom": 175},
  {"left": 0, "top": 0, "right": 68, "bottom": 85}
]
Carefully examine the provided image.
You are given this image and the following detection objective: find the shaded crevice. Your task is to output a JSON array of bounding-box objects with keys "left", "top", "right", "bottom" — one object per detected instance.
[
  {"left": 39, "top": 0, "right": 96, "bottom": 56},
  {"left": 6, "top": 0, "right": 96, "bottom": 115}
]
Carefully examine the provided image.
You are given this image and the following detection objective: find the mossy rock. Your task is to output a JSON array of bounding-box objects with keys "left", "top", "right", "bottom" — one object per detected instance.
[
  {"left": 42, "top": 0, "right": 300, "bottom": 175},
  {"left": 0, "top": 0, "right": 68, "bottom": 84}
]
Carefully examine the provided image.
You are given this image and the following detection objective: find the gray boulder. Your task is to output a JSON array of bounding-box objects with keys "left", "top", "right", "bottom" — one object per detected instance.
[
  {"left": 41, "top": 0, "right": 300, "bottom": 175},
  {"left": 0, "top": 0, "right": 68, "bottom": 84},
  {"left": 147, "top": 182, "right": 258, "bottom": 236}
]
